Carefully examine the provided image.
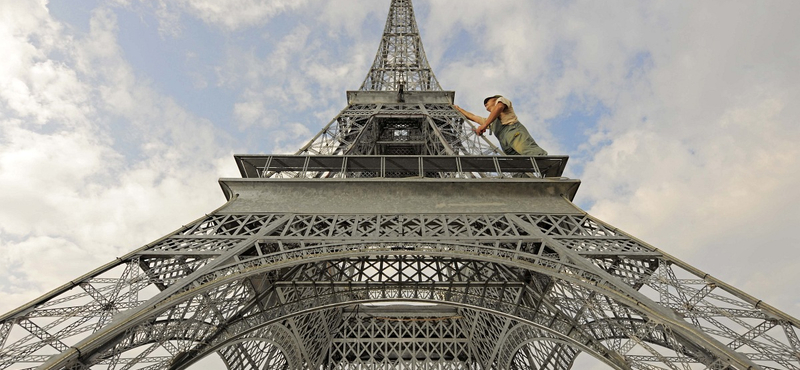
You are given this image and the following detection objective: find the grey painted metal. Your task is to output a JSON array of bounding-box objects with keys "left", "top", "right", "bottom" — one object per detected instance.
[
  {"left": 293, "top": 95, "right": 503, "bottom": 158},
  {"left": 233, "top": 155, "right": 567, "bottom": 179},
  {"left": 3, "top": 207, "right": 799, "bottom": 370},
  {"left": 347, "top": 91, "right": 454, "bottom": 105},
  {"left": 2, "top": 0, "right": 800, "bottom": 369},
  {"left": 218, "top": 178, "right": 581, "bottom": 214},
  {"left": 359, "top": 0, "right": 440, "bottom": 92}
]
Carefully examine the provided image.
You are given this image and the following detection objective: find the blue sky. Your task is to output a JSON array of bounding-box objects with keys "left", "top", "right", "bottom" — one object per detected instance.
[{"left": 2, "top": 1, "right": 800, "bottom": 368}]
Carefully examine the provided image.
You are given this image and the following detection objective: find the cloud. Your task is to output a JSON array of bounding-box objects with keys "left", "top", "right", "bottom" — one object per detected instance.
[
  {"left": 270, "top": 122, "right": 313, "bottom": 154},
  {"left": 422, "top": 0, "right": 800, "bottom": 322},
  {"left": 122, "top": 0, "right": 315, "bottom": 34},
  {"left": 573, "top": 1, "right": 800, "bottom": 320},
  {"left": 157, "top": 0, "right": 386, "bottom": 35},
  {"left": 314, "top": 0, "right": 386, "bottom": 38},
  {"left": 233, "top": 97, "right": 269, "bottom": 129},
  {"left": 0, "top": 1, "right": 235, "bottom": 312},
  {"left": 178, "top": 0, "right": 311, "bottom": 31},
  {"left": 219, "top": 11, "right": 381, "bottom": 149}
]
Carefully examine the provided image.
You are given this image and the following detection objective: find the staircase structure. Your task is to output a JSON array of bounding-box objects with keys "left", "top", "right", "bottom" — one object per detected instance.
[{"left": 2, "top": 0, "right": 799, "bottom": 369}]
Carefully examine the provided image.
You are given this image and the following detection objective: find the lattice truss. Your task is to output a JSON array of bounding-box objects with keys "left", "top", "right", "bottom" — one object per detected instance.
[
  {"left": 286, "top": 0, "right": 499, "bottom": 179},
  {"left": 295, "top": 103, "right": 501, "bottom": 161},
  {"left": 360, "top": 0, "right": 440, "bottom": 92},
  {"left": 2, "top": 212, "right": 799, "bottom": 370}
]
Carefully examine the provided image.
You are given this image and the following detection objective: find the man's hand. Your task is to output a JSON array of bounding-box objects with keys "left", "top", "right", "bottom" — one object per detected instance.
[{"left": 474, "top": 125, "right": 487, "bottom": 136}]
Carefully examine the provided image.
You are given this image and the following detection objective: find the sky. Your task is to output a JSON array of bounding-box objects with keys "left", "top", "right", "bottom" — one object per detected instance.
[{"left": 1, "top": 0, "right": 799, "bottom": 368}]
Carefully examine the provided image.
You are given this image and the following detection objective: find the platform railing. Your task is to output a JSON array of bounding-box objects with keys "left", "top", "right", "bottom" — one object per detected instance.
[{"left": 234, "top": 155, "right": 569, "bottom": 180}]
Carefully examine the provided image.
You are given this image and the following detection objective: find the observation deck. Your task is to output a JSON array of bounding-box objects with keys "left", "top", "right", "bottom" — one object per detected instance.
[
  {"left": 220, "top": 155, "right": 581, "bottom": 215},
  {"left": 234, "top": 154, "right": 570, "bottom": 179}
]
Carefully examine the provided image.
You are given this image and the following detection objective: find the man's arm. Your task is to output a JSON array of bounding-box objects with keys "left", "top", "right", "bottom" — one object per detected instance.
[
  {"left": 473, "top": 102, "right": 505, "bottom": 136},
  {"left": 454, "top": 105, "right": 486, "bottom": 125}
]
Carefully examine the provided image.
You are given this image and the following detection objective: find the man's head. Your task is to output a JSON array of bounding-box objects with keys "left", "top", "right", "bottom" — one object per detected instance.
[{"left": 484, "top": 95, "right": 502, "bottom": 111}]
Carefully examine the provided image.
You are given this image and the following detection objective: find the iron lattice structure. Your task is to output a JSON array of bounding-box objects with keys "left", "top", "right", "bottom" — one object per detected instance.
[
  {"left": 2, "top": 1, "right": 799, "bottom": 370},
  {"left": 359, "top": 0, "right": 441, "bottom": 92}
]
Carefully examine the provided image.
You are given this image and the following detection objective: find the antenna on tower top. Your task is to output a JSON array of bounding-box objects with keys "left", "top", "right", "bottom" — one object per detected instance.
[{"left": 359, "top": 0, "right": 442, "bottom": 92}]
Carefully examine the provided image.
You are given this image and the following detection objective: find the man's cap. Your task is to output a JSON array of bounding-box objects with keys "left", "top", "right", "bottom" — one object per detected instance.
[{"left": 483, "top": 95, "right": 502, "bottom": 105}]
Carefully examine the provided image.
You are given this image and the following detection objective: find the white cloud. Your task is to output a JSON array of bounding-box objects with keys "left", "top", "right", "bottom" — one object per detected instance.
[
  {"left": 583, "top": 95, "right": 800, "bottom": 303},
  {"left": 314, "top": 0, "right": 386, "bottom": 37},
  {"left": 0, "top": 1, "right": 234, "bottom": 313},
  {"left": 425, "top": 0, "right": 800, "bottom": 321},
  {"left": 233, "top": 97, "right": 268, "bottom": 128},
  {"left": 573, "top": 1, "right": 800, "bottom": 319},
  {"left": 0, "top": 3, "right": 88, "bottom": 127},
  {"left": 270, "top": 122, "right": 313, "bottom": 154},
  {"left": 179, "top": 0, "right": 310, "bottom": 31},
  {"left": 125, "top": 0, "right": 315, "bottom": 33},
  {"left": 221, "top": 15, "right": 377, "bottom": 147}
]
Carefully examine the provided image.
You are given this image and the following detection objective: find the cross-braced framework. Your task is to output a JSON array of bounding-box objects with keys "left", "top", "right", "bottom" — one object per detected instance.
[
  {"left": 294, "top": 98, "right": 502, "bottom": 161},
  {"left": 2, "top": 0, "right": 799, "bottom": 369},
  {"left": 360, "top": 0, "right": 440, "bottom": 92},
  {"left": 2, "top": 212, "right": 799, "bottom": 370}
]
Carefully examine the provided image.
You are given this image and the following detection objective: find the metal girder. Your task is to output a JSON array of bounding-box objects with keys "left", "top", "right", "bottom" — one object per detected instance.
[
  {"left": 3, "top": 0, "right": 800, "bottom": 369},
  {"left": 3, "top": 211, "right": 799, "bottom": 370},
  {"left": 292, "top": 101, "right": 502, "bottom": 160},
  {"left": 234, "top": 155, "right": 569, "bottom": 180},
  {"left": 360, "top": 0, "right": 440, "bottom": 92}
]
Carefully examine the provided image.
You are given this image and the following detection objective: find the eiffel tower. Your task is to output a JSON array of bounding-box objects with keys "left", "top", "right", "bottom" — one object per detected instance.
[{"left": 2, "top": 0, "right": 799, "bottom": 369}]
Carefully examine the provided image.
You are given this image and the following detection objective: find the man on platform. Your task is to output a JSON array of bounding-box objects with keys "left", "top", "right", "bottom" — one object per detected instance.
[{"left": 455, "top": 95, "right": 547, "bottom": 156}]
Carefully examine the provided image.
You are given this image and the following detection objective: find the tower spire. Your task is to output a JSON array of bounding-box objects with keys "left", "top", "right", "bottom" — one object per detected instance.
[{"left": 359, "top": 0, "right": 442, "bottom": 91}]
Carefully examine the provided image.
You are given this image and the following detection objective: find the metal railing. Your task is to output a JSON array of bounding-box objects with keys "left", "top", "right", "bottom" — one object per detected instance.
[{"left": 234, "top": 155, "right": 569, "bottom": 179}]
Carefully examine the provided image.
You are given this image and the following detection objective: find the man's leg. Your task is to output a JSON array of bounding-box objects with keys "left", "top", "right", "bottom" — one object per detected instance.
[{"left": 506, "top": 123, "right": 547, "bottom": 156}]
